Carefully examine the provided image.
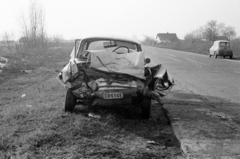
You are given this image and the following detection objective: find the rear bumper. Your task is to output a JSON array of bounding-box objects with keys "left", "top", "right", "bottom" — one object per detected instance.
[
  {"left": 218, "top": 52, "right": 232, "bottom": 56},
  {"left": 72, "top": 87, "right": 141, "bottom": 98},
  {"left": 218, "top": 50, "right": 233, "bottom": 56},
  {"left": 91, "top": 88, "right": 141, "bottom": 106},
  {"left": 72, "top": 87, "right": 142, "bottom": 105},
  {"left": 93, "top": 88, "right": 139, "bottom": 98}
]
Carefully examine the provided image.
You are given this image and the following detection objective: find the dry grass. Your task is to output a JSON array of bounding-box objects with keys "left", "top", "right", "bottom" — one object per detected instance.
[{"left": 0, "top": 43, "right": 182, "bottom": 159}]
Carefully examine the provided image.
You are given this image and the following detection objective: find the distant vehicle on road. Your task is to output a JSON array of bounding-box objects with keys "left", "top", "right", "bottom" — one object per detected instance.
[
  {"left": 209, "top": 40, "right": 233, "bottom": 59},
  {"left": 56, "top": 36, "right": 174, "bottom": 119}
]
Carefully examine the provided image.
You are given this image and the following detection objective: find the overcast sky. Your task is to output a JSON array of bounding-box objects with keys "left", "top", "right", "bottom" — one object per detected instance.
[{"left": 0, "top": 0, "right": 239, "bottom": 40}]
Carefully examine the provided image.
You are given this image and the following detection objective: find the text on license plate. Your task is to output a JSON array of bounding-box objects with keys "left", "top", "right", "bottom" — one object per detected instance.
[{"left": 104, "top": 93, "right": 123, "bottom": 99}]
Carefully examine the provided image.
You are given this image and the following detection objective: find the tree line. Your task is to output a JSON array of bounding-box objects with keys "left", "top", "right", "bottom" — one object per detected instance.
[{"left": 184, "top": 20, "right": 237, "bottom": 41}]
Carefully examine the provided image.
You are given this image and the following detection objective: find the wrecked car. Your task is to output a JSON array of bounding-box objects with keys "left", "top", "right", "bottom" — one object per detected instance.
[{"left": 57, "top": 36, "right": 174, "bottom": 119}]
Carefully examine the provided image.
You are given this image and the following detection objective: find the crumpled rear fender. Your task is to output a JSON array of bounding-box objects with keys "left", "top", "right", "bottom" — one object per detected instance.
[
  {"left": 151, "top": 64, "right": 173, "bottom": 82},
  {"left": 56, "top": 59, "right": 82, "bottom": 87},
  {"left": 149, "top": 64, "right": 174, "bottom": 97}
]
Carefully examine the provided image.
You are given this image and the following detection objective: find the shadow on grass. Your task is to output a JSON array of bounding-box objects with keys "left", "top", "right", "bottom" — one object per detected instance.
[
  {"left": 72, "top": 91, "right": 240, "bottom": 158},
  {"left": 73, "top": 101, "right": 182, "bottom": 158}
]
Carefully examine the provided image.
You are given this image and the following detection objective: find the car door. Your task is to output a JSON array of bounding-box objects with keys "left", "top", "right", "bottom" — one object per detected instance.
[{"left": 209, "top": 43, "right": 215, "bottom": 55}]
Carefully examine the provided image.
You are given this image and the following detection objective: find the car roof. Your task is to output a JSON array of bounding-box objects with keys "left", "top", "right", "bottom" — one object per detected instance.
[
  {"left": 214, "top": 40, "right": 230, "bottom": 43},
  {"left": 81, "top": 36, "right": 141, "bottom": 45}
]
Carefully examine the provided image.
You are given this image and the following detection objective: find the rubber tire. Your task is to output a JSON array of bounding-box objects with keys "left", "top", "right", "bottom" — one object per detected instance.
[
  {"left": 209, "top": 54, "right": 212, "bottom": 57},
  {"left": 215, "top": 52, "right": 217, "bottom": 59},
  {"left": 65, "top": 91, "right": 76, "bottom": 112},
  {"left": 141, "top": 97, "right": 151, "bottom": 119},
  {"left": 230, "top": 55, "right": 233, "bottom": 59}
]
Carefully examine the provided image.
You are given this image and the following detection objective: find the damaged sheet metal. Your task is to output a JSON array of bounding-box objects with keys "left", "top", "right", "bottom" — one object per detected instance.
[
  {"left": 57, "top": 37, "right": 174, "bottom": 115},
  {"left": 57, "top": 37, "right": 175, "bottom": 118},
  {"left": 90, "top": 51, "right": 145, "bottom": 79},
  {"left": 60, "top": 60, "right": 79, "bottom": 83}
]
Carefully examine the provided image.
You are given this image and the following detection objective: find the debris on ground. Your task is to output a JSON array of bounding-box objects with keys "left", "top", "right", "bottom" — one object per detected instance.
[{"left": 147, "top": 140, "right": 158, "bottom": 145}]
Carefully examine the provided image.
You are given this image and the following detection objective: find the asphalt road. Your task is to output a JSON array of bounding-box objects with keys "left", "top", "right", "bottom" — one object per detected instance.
[{"left": 143, "top": 46, "right": 240, "bottom": 104}]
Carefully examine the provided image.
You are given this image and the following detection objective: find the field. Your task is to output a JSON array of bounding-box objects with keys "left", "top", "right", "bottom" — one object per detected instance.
[{"left": 0, "top": 43, "right": 182, "bottom": 159}]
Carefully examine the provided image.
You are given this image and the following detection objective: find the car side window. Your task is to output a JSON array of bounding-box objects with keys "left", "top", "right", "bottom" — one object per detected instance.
[{"left": 211, "top": 43, "right": 214, "bottom": 49}]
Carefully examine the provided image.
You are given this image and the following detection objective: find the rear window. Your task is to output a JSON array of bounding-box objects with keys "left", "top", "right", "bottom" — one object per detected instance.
[
  {"left": 88, "top": 40, "right": 138, "bottom": 53},
  {"left": 219, "top": 42, "right": 230, "bottom": 47}
]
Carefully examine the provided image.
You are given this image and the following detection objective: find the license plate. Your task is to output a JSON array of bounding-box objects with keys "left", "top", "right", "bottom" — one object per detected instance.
[{"left": 104, "top": 92, "right": 123, "bottom": 99}]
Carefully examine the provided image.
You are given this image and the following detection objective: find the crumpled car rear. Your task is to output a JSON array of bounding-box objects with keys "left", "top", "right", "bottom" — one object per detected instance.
[{"left": 57, "top": 37, "right": 174, "bottom": 118}]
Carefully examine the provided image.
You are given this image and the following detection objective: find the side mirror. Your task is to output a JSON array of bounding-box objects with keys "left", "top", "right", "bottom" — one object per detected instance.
[{"left": 145, "top": 58, "right": 151, "bottom": 64}]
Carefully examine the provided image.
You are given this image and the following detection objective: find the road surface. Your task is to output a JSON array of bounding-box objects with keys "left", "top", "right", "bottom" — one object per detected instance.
[
  {"left": 143, "top": 45, "right": 240, "bottom": 158},
  {"left": 144, "top": 46, "right": 240, "bottom": 104}
]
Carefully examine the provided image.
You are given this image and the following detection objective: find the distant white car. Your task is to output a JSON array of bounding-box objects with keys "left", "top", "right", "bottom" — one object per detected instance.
[{"left": 209, "top": 40, "right": 233, "bottom": 59}]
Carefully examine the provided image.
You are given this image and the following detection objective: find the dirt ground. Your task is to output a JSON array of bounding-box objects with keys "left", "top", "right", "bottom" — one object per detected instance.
[{"left": 0, "top": 44, "right": 183, "bottom": 159}]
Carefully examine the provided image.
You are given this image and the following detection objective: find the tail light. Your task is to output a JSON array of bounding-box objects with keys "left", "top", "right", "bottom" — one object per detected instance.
[
  {"left": 163, "top": 81, "right": 169, "bottom": 87},
  {"left": 87, "top": 80, "right": 98, "bottom": 91}
]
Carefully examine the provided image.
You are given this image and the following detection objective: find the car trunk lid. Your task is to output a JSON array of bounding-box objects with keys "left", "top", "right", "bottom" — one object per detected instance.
[{"left": 89, "top": 50, "right": 145, "bottom": 79}]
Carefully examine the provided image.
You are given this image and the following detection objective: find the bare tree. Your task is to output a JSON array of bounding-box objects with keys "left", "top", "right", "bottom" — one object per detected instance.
[
  {"left": 184, "top": 27, "right": 205, "bottom": 41},
  {"left": 185, "top": 20, "right": 237, "bottom": 42},
  {"left": 195, "top": 27, "right": 205, "bottom": 39},
  {"left": 39, "top": 7, "right": 46, "bottom": 47},
  {"left": 184, "top": 33, "right": 194, "bottom": 41},
  {"left": 18, "top": 13, "right": 29, "bottom": 39},
  {"left": 221, "top": 26, "right": 236, "bottom": 41},
  {"left": 203, "top": 20, "right": 225, "bottom": 41},
  {"left": 18, "top": 0, "right": 47, "bottom": 48},
  {"left": 2, "top": 32, "right": 14, "bottom": 52},
  {"left": 29, "top": 1, "right": 37, "bottom": 46},
  {"left": 52, "top": 35, "right": 64, "bottom": 46},
  {"left": 29, "top": 0, "right": 45, "bottom": 46},
  {"left": 141, "top": 35, "right": 158, "bottom": 45}
]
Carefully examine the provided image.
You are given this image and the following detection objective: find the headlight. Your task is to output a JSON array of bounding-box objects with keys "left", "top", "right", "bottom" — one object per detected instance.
[
  {"left": 87, "top": 80, "right": 98, "bottom": 91},
  {"left": 163, "top": 81, "right": 169, "bottom": 87}
]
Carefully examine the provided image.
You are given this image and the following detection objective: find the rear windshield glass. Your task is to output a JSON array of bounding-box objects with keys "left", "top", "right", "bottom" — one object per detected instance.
[
  {"left": 87, "top": 40, "right": 138, "bottom": 53},
  {"left": 219, "top": 42, "right": 230, "bottom": 47}
]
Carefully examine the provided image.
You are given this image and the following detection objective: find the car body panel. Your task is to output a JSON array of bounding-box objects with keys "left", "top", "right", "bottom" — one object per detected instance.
[{"left": 90, "top": 50, "right": 145, "bottom": 79}]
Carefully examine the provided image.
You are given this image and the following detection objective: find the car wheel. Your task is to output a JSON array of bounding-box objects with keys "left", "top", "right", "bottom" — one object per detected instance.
[
  {"left": 223, "top": 56, "right": 225, "bottom": 58},
  {"left": 141, "top": 97, "right": 151, "bottom": 119},
  {"left": 215, "top": 52, "right": 217, "bottom": 59},
  {"left": 209, "top": 54, "right": 212, "bottom": 57},
  {"left": 230, "top": 55, "right": 233, "bottom": 59},
  {"left": 65, "top": 91, "right": 76, "bottom": 112}
]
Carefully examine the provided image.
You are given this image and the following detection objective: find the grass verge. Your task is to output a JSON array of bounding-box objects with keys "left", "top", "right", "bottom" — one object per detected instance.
[{"left": 0, "top": 44, "right": 182, "bottom": 159}]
